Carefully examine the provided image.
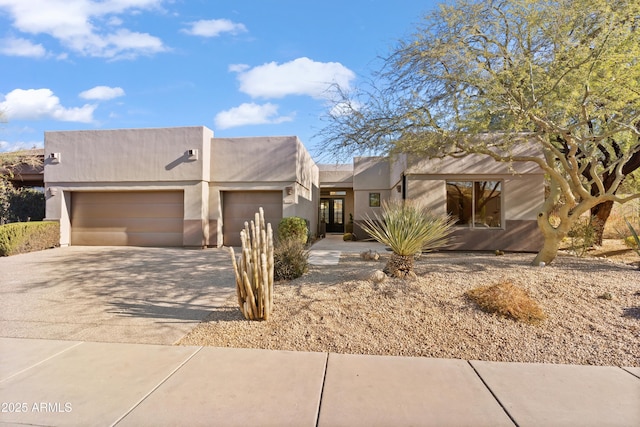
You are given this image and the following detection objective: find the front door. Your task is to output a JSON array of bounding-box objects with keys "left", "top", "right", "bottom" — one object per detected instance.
[{"left": 320, "top": 198, "right": 344, "bottom": 233}]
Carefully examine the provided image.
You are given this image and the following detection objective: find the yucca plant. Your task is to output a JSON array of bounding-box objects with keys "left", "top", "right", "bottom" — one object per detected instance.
[
  {"left": 624, "top": 217, "right": 640, "bottom": 259},
  {"left": 361, "top": 199, "right": 455, "bottom": 278}
]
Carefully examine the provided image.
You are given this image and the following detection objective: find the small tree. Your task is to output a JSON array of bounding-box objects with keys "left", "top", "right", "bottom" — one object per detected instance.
[
  {"left": 320, "top": 0, "right": 640, "bottom": 265},
  {"left": 360, "top": 200, "right": 454, "bottom": 278}
]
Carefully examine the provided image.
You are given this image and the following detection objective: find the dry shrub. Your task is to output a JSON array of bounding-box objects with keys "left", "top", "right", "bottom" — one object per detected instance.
[
  {"left": 274, "top": 237, "right": 309, "bottom": 281},
  {"left": 466, "top": 281, "right": 546, "bottom": 324}
]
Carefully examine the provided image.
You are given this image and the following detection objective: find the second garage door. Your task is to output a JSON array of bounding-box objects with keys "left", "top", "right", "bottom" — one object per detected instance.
[
  {"left": 71, "top": 191, "right": 184, "bottom": 246},
  {"left": 222, "top": 191, "right": 282, "bottom": 247}
]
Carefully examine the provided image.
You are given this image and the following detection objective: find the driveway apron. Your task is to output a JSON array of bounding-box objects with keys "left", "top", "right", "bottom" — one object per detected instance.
[{"left": 0, "top": 246, "right": 235, "bottom": 344}]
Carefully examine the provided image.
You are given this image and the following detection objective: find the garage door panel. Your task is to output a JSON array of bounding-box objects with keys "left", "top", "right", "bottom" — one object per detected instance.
[
  {"left": 74, "top": 191, "right": 182, "bottom": 204},
  {"left": 71, "top": 203, "right": 184, "bottom": 219},
  {"left": 71, "top": 231, "right": 184, "bottom": 247},
  {"left": 71, "top": 191, "right": 184, "bottom": 247},
  {"left": 223, "top": 191, "right": 282, "bottom": 247},
  {"left": 71, "top": 218, "right": 183, "bottom": 233}
]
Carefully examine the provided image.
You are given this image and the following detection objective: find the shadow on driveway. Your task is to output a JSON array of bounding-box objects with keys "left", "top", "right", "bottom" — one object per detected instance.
[{"left": 0, "top": 246, "right": 236, "bottom": 344}]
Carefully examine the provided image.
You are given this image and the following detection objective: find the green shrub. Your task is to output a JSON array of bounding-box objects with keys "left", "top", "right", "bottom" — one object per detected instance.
[
  {"left": 0, "top": 182, "right": 45, "bottom": 224},
  {"left": 274, "top": 237, "right": 309, "bottom": 281},
  {"left": 8, "top": 188, "right": 45, "bottom": 222},
  {"left": 567, "top": 216, "right": 596, "bottom": 257},
  {"left": 277, "top": 216, "right": 308, "bottom": 244},
  {"left": 0, "top": 221, "right": 59, "bottom": 256}
]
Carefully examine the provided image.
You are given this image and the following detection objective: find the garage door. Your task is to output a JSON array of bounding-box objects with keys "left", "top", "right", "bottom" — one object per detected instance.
[
  {"left": 223, "top": 191, "right": 282, "bottom": 247},
  {"left": 71, "top": 191, "right": 184, "bottom": 246}
]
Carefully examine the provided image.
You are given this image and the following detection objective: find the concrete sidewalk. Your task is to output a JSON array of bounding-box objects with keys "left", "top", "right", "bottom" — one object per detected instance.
[{"left": 1, "top": 337, "right": 638, "bottom": 427}]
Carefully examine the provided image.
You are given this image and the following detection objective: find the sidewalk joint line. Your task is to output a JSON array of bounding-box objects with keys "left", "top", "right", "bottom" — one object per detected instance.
[
  {"left": 110, "top": 346, "right": 204, "bottom": 427},
  {"left": 620, "top": 366, "right": 640, "bottom": 380},
  {"left": 314, "top": 352, "right": 330, "bottom": 427},
  {"left": 467, "top": 361, "right": 520, "bottom": 427},
  {"left": 0, "top": 340, "right": 84, "bottom": 384}
]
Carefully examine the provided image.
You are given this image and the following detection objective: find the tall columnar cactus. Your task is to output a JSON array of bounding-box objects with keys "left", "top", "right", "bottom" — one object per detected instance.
[{"left": 230, "top": 208, "right": 274, "bottom": 320}]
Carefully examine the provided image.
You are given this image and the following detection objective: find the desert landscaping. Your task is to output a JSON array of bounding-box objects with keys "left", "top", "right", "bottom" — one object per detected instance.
[{"left": 179, "top": 239, "right": 639, "bottom": 367}]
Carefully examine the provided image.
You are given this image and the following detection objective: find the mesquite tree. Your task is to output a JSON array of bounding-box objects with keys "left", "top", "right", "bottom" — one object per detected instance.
[{"left": 319, "top": 0, "right": 640, "bottom": 264}]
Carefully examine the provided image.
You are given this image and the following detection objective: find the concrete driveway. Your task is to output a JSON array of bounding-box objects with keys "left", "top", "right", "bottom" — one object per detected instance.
[{"left": 0, "top": 246, "right": 236, "bottom": 344}]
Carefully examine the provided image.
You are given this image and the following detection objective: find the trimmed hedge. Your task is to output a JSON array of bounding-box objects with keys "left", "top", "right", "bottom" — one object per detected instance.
[
  {"left": 0, "top": 221, "right": 59, "bottom": 256},
  {"left": 1, "top": 184, "right": 45, "bottom": 224}
]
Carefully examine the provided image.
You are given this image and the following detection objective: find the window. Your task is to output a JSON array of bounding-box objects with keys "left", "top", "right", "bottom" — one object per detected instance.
[
  {"left": 369, "top": 192, "right": 381, "bottom": 207},
  {"left": 446, "top": 181, "right": 502, "bottom": 228}
]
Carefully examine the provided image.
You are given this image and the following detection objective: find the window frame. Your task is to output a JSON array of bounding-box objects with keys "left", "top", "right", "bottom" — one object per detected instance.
[
  {"left": 445, "top": 180, "right": 504, "bottom": 229},
  {"left": 368, "top": 192, "right": 381, "bottom": 207}
]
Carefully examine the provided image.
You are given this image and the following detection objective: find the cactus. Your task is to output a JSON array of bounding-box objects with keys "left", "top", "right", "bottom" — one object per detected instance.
[{"left": 229, "top": 207, "right": 275, "bottom": 320}]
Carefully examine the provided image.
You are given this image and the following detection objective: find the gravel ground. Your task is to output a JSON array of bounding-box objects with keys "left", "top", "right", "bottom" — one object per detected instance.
[{"left": 179, "top": 242, "right": 640, "bottom": 367}]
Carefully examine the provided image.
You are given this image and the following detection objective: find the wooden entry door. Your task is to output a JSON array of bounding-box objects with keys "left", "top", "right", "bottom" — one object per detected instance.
[{"left": 320, "top": 198, "right": 344, "bottom": 233}]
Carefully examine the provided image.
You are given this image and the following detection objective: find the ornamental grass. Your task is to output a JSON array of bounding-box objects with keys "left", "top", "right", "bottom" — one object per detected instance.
[{"left": 466, "top": 281, "right": 546, "bottom": 325}]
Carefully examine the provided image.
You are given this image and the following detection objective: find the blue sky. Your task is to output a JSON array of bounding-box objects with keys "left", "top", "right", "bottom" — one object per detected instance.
[{"left": 0, "top": 0, "right": 439, "bottom": 158}]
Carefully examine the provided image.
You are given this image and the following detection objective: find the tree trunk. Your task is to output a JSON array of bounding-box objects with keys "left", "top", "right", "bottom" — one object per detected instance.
[
  {"left": 384, "top": 253, "right": 415, "bottom": 278},
  {"left": 532, "top": 235, "right": 562, "bottom": 265},
  {"left": 590, "top": 200, "right": 614, "bottom": 246}
]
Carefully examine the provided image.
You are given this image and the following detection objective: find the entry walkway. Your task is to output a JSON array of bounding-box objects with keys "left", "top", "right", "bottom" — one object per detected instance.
[
  {"left": 1, "top": 337, "right": 638, "bottom": 426},
  {"left": 308, "top": 234, "right": 387, "bottom": 266}
]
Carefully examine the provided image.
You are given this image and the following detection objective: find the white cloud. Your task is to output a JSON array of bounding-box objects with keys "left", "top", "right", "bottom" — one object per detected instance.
[
  {"left": 228, "top": 63, "right": 249, "bottom": 73},
  {"left": 214, "top": 102, "right": 294, "bottom": 129},
  {"left": 79, "top": 85, "right": 125, "bottom": 100},
  {"left": 0, "top": 88, "right": 96, "bottom": 122},
  {"left": 0, "top": 0, "right": 167, "bottom": 59},
  {"left": 233, "top": 57, "right": 356, "bottom": 100},
  {"left": 0, "top": 139, "right": 43, "bottom": 152},
  {"left": 182, "top": 19, "right": 247, "bottom": 37},
  {"left": 0, "top": 36, "right": 46, "bottom": 57}
]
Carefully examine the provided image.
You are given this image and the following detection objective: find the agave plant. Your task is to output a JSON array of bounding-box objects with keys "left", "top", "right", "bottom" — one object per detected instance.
[
  {"left": 624, "top": 217, "right": 640, "bottom": 259},
  {"left": 361, "top": 199, "right": 455, "bottom": 278}
]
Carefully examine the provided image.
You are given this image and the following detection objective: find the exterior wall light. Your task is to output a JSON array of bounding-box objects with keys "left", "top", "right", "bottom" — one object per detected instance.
[
  {"left": 49, "top": 152, "right": 61, "bottom": 162},
  {"left": 396, "top": 184, "right": 402, "bottom": 193},
  {"left": 186, "top": 149, "right": 198, "bottom": 159},
  {"left": 47, "top": 187, "right": 58, "bottom": 196},
  {"left": 286, "top": 186, "right": 294, "bottom": 195}
]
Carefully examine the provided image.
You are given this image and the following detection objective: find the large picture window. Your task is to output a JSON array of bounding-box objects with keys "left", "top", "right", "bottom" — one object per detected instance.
[{"left": 446, "top": 181, "right": 502, "bottom": 228}]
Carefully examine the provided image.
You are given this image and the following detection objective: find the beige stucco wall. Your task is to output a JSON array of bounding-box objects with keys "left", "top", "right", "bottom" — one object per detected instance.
[
  {"left": 405, "top": 178, "right": 447, "bottom": 215},
  {"left": 406, "top": 147, "right": 542, "bottom": 176},
  {"left": 349, "top": 150, "right": 545, "bottom": 251},
  {"left": 211, "top": 136, "right": 298, "bottom": 183},
  {"left": 318, "top": 164, "right": 354, "bottom": 188},
  {"left": 45, "top": 127, "right": 212, "bottom": 183},
  {"left": 354, "top": 157, "right": 390, "bottom": 190},
  {"left": 353, "top": 157, "right": 391, "bottom": 222},
  {"left": 208, "top": 136, "right": 319, "bottom": 244},
  {"left": 45, "top": 127, "right": 214, "bottom": 247}
]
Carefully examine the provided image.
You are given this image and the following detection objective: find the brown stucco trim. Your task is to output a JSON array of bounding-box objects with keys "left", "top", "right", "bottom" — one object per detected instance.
[
  {"left": 354, "top": 219, "right": 543, "bottom": 252},
  {"left": 444, "top": 220, "right": 543, "bottom": 252},
  {"left": 183, "top": 219, "right": 207, "bottom": 248},
  {"left": 208, "top": 219, "right": 218, "bottom": 247}
]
